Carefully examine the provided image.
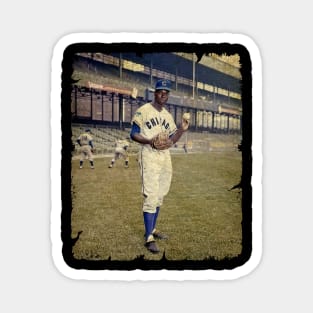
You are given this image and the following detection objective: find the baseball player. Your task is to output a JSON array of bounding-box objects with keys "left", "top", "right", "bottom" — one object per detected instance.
[
  {"left": 77, "top": 128, "right": 95, "bottom": 169},
  {"left": 130, "top": 79, "right": 190, "bottom": 253},
  {"left": 108, "top": 138, "right": 130, "bottom": 168}
]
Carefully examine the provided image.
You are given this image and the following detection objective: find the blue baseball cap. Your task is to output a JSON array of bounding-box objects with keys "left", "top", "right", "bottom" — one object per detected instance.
[{"left": 155, "top": 79, "right": 171, "bottom": 91}]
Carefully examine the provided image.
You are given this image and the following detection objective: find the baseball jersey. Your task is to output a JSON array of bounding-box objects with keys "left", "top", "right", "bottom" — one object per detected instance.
[
  {"left": 131, "top": 103, "right": 177, "bottom": 140},
  {"left": 115, "top": 139, "right": 129, "bottom": 151},
  {"left": 78, "top": 132, "right": 93, "bottom": 146}
]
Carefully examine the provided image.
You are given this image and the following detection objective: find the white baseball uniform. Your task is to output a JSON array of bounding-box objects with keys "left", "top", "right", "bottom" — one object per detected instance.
[
  {"left": 112, "top": 139, "right": 129, "bottom": 162},
  {"left": 77, "top": 132, "right": 94, "bottom": 161},
  {"left": 131, "top": 102, "right": 177, "bottom": 213}
]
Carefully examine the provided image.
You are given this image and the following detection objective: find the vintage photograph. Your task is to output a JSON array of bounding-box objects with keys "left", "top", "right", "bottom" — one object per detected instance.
[{"left": 59, "top": 40, "right": 252, "bottom": 272}]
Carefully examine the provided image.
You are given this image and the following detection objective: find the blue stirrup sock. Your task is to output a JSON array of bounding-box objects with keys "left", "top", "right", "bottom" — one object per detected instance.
[
  {"left": 143, "top": 212, "right": 155, "bottom": 242},
  {"left": 152, "top": 207, "right": 160, "bottom": 232}
]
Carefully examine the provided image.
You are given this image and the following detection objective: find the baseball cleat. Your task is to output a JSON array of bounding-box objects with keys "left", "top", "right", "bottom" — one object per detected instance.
[
  {"left": 91, "top": 166, "right": 94, "bottom": 169},
  {"left": 79, "top": 166, "right": 83, "bottom": 169},
  {"left": 153, "top": 231, "right": 168, "bottom": 240},
  {"left": 145, "top": 241, "right": 160, "bottom": 253},
  {"left": 108, "top": 165, "right": 113, "bottom": 168}
]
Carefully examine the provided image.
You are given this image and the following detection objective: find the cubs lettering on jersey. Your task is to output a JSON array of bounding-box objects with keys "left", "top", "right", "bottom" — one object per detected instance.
[
  {"left": 132, "top": 103, "right": 177, "bottom": 139},
  {"left": 145, "top": 117, "right": 170, "bottom": 130}
]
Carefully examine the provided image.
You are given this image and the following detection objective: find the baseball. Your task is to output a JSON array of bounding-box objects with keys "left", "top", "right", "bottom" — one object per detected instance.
[{"left": 182, "top": 112, "right": 190, "bottom": 121}]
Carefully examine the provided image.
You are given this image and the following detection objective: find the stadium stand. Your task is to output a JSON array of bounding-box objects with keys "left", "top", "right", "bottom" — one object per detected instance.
[
  {"left": 71, "top": 124, "right": 240, "bottom": 157},
  {"left": 69, "top": 51, "right": 243, "bottom": 157}
]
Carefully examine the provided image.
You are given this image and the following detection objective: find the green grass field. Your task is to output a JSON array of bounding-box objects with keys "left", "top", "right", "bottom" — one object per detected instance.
[{"left": 70, "top": 151, "right": 242, "bottom": 262}]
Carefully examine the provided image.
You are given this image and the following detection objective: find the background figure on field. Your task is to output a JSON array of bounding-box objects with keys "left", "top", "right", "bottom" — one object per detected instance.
[
  {"left": 77, "top": 128, "right": 95, "bottom": 169},
  {"left": 108, "top": 138, "right": 130, "bottom": 168},
  {"left": 130, "top": 79, "right": 190, "bottom": 254}
]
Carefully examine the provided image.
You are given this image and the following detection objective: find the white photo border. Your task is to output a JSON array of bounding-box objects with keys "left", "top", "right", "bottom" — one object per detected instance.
[{"left": 50, "top": 32, "right": 262, "bottom": 281}]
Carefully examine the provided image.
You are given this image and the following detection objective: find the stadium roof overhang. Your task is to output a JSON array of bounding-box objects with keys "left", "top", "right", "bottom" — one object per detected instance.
[{"left": 110, "top": 52, "right": 241, "bottom": 93}]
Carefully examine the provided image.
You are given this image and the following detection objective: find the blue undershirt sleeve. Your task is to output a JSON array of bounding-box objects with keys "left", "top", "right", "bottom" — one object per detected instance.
[{"left": 130, "top": 123, "right": 141, "bottom": 139}]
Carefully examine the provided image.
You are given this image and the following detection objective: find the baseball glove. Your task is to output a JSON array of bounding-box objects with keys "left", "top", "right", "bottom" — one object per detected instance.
[
  {"left": 151, "top": 132, "right": 173, "bottom": 150},
  {"left": 91, "top": 147, "right": 96, "bottom": 154}
]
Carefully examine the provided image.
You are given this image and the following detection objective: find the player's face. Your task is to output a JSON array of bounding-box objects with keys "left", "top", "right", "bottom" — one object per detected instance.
[{"left": 154, "top": 90, "right": 169, "bottom": 106}]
